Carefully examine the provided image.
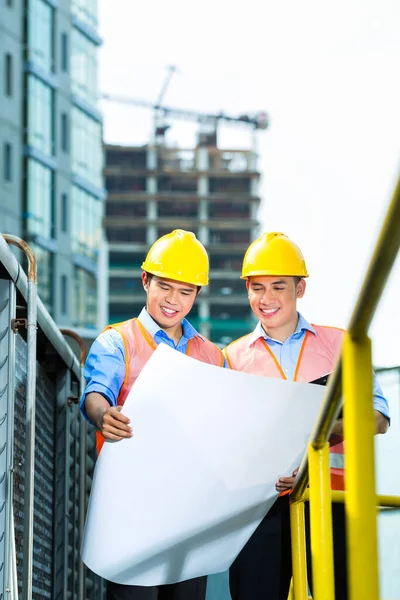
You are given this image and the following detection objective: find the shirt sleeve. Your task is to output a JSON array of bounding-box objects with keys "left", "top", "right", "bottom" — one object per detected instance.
[
  {"left": 373, "top": 372, "right": 390, "bottom": 424},
  {"left": 80, "top": 328, "right": 126, "bottom": 424}
]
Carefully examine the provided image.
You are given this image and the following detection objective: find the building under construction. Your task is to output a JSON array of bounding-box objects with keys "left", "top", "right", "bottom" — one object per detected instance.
[{"left": 104, "top": 139, "right": 262, "bottom": 345}]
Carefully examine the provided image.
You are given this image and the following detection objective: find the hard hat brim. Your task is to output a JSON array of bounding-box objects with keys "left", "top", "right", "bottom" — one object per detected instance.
[
  {"left": 241, "top": 271, "right": 309, "bottom": 280},
  {"left": 143, "top": 268, "right": 208, "bottom": 287}
]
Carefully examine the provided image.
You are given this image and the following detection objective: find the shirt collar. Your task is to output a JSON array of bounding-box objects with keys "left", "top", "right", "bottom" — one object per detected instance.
[
  {"left": 138, "top": 307, "right": 205, "bottom": 342},
  {"left": 247, "top": 312, "right": 316, "bottom": 347}
]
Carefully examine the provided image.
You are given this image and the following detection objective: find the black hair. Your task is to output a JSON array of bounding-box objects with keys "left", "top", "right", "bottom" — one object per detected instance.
[{"left": 145, "top": 272, "right": 201, "bottom": 294}]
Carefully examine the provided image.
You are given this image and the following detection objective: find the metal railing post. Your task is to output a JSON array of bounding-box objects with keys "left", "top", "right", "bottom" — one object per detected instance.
[
  {"left": 308, "top": 442, "right": 335, "bottom": 600},
  {"left": 3, "top": 235, "right": 37, "bottom": 600},
  {"left": 1, "top": 277, "right": 18, "bottom": 599},
  {"left": 60, "top": 329, "right": 87, "bottom": 600},
  {"left": 10, "top": 510, "right": 19, "bottom": 600},
  {"left": 343, "top": 332, "right": 379, "bottom": 600},
  {"left": 289, "top": 500, "right": 309, "bottom": 600}
]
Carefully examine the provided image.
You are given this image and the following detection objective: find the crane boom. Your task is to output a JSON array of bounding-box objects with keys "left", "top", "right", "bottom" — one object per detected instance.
[{"left": 100, "top": 93, "right": 268, "bottom": 130}]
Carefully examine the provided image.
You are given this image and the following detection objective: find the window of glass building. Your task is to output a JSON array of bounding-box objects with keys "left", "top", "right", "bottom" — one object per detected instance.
[
  {"left": 61, "top": 192, "right": 68, "bottom": 232},
  {"left": 209, "top": 278, "right": 245, "bottom": 296},
  {"left": 3, "top": 143, "right": 12, "bottom": 182},
  {"left": 4, "top": 53, "right": 12, "bottom": 96},
  {"left": 209, "top": 177, "right": 251, "bottom": 194},
  {"left": 26, "top": 158, "right": 54, "bottom": 238},
  {"left": 158, "top": 200, "right": 198, "bottom": 217},
  {"left": 27, "top": 0, "right": 53, "bottom": 72},
  {"left": 209, "top": 201, "right": 250, "bottom": 220},
  {"left": 105, "top": 175, "right": 146, "bottom": 192},
  {"left": 105, "top": 201, "right": 147, "bottom": 217},
  {"left": 27, "top": 75, "right": 54, "bottom": 156},
  {"left": 106, "top": 228, "right": 146, "bottom": 243},
  {"left": 109, "top": 251, "right": 144, "bottom": 269},
  {"left": 71, "top": 185, "right": 102, "bottom": 260},
  {"left": 158, "top": 176, "right": 198, "bottom": 193},
  {"left": 72, "top": 107, "right": 102, "bottom": 188},
  {"left": 61, "top": 112, "right": 69, "bottom": 152},
  {"left": 209, "top": 229, "right": 251, "bottom": 245},
  {"left": 109, "top": 304, "right": 144, "bottom": 325},
  {"left": 209, "top": 253, "right": 243, "bottom": 271},
  {"left": 72, "top": 266, "right": 97, "bottom": 329},
  {"left": 61, "top": 32, "right": 69, "bottom": 72},
  {"left": 109, "top": 277, "right": 142, "bottom": 295},
  {"left": 71, "top": 0, "right": 98, "bottom": 29},
  {"left": 105, "top": 149, "right": 147, "bottom": 168},
  {"left": 61, "top": 274, "right": 68, "bottom": 315},
  {"left": 29, "top": 242, "right": 54, "bottom": 313},
  {"left": 71, "top": 29, "right": 97, "bottom": 105}
]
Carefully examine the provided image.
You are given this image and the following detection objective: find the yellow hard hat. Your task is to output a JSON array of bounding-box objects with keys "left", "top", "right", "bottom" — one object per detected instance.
[
  {"left": 241, "top": 232, "right": 309, "bottom": 279},
  {"left": 142, "top": 229, "right": 209, "bottom": 286}
]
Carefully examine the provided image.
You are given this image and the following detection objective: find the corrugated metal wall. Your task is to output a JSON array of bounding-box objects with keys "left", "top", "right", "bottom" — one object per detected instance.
[
  {"left": 0, "top": 278, "right": 15, "bottom": 600},
  {"left": 14, "top": 335, "right": 56, "bottom": 598},
  {"left": 12, "top": 333, "right": 105, "bottom": 599},
  {"left": 0, "top": 272, "right": 106, "bottom": 600}
]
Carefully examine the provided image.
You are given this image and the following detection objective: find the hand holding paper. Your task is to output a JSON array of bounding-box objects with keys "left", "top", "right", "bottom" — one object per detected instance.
[{"left": 82, "top": 344, "right": 326, "bottom": 586}]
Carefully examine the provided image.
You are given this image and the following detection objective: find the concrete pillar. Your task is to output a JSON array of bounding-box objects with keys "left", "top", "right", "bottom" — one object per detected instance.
[
  {"left": 97, "top": 234, "right": 109, "bottom": 328},
  {"left": 250, "top": 200, "right": 258, "bottom": 220},
  {"left": 250, "top": 177, "right": 259, "bottom": 196},
  {"left": 146, "top": 177, "right": 157, "bottom": 194},
  {"left": 249, "top": 150, "right": 258, "bottom": 172},
  {"left": 146, "top": 198, "right": 157, "bottom": 244},
  {"left": 147, "top": 147, "right": 157, "bottom": 170},
  {"left": 146, "top": 174, "right": 158, "bottom": 244},
  {"left": 198, "top": 177, "right": 209, "bottom": 245},
  {"left": 198, "top": 298, "right": 210, "bottom": 338},
  {"left": 196, "top": 147, "right": 209, "bottom": 171}
]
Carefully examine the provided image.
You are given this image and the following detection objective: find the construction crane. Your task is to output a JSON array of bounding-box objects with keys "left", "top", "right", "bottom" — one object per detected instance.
[
  {"left": 100, "top": 92, "right": 269, "bottom": 130},
  {"left": 100, "top": 65, "right": 269, "bottom": 145}
]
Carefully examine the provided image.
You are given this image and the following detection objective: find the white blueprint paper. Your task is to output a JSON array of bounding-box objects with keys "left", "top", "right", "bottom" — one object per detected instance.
[{"left": 81, "top": 344, "right": 325, "bottom": 586}]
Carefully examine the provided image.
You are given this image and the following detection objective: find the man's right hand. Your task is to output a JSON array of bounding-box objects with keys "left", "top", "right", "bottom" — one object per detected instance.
[
  {"left": 84, "top": 392, "right": 133, "bottom": 442},
  {"left": 99, "top": 405, "right": 133, "bottom": 441}
]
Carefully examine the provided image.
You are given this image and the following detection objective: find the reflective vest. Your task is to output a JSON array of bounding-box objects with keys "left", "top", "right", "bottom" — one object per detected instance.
[
  {"left": 96, "top": 318, "right": 225, "bottom": 454},
  {"left": 224, "top": 325, "right": 345, "bottom": 491}
]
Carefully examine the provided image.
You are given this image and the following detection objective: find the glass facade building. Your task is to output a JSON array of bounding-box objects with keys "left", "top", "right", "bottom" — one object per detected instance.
[
  {"left": 27, "top": 75, "right": 54, "bottom": 156},
  {"left": 0, "top": 0, "right": 106, "bottom": 335},
  {"left": 71, "top": 107, "right": 103, "bottom": 188},
  {"left": 71, "top": 27, "right": 98, "bottom": 104},
  {"left": 27, "top": 0, "right": 53, "bottom": 72},
  {"left": 26, "top": 158, "right": 54, "bottom": 239}
]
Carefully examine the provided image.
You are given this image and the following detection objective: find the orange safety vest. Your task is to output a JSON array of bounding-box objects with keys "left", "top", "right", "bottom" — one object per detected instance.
[
  {"left": 224, "top": 325, "right": 345, "bottom": 491},
  {"left": 96, "top": 318, "right": 225, "bottom": 454}
]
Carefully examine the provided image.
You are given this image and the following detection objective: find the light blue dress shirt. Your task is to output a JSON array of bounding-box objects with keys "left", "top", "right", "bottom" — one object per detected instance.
[
  {"left": 81, "top": 307, "right": 226, "bottom": 423},
  {"left": 248, "top": 313, "right": 390, "bottom": 421}
]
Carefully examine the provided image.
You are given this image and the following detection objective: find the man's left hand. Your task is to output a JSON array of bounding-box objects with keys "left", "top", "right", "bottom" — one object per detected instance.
[{"left": 275, "top": 468, "right": 299, "bottom": 493}]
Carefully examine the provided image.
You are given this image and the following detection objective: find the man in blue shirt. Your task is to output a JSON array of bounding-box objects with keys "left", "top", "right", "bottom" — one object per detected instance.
[
  {"left": 225, "top": 232, "right": 389, "bottom": 600},
  {"left": 81, "top": 230, "right": 225, "bottom": 600}
]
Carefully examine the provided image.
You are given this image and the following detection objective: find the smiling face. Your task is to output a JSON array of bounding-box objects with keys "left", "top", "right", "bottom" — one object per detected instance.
[
  {"left": 247, "top": 275, "right": 306, "bottom": 341},
  {"left": 142, "top": 272, "right": 198, "bottom": 334}
]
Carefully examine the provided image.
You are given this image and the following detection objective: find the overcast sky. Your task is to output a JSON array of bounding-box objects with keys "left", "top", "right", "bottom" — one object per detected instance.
[{"left": 98, "top": 0, "right": 400, "bottom": 367}]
